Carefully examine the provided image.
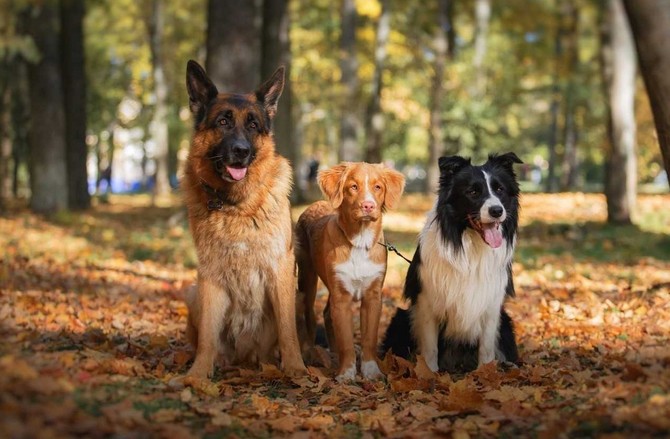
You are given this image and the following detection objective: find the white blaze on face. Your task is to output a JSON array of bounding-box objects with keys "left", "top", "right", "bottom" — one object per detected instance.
[
  {"left": 479, "top": 170, "right": 506, "bottom": 248},
  {"left": 363, "top": 174, "right": 376, "bottom": 206}
]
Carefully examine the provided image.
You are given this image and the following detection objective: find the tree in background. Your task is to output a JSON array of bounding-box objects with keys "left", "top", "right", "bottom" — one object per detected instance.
[
  {"left": 339, "top": 0, "right": 360, "bottom": 162},
  {"left": 261, "top": 0, "right": 294, "bottom": 171},
  {"left": 363, "top": 0, "right": 390, "bottom": 164},
  {"left": 25, "top": 3, "right": 68, "bottom": 213},
  {"left": 61, "top": 0, "right": 90, "bottom": 210},
  {"left": 146, "top": 0, "right": 170, "bottom": 198},
  {"left": 600, "top": 0, "right": 637, "bottom": 224},
  {"left": 206, "top": 0, "right": 260, "bottom": 91},
  {"left": 425, "top": 0, "right": 453, "bottom": 193},
  {"left": 623, "top": 0, "right": 670, "bottom": 189}
]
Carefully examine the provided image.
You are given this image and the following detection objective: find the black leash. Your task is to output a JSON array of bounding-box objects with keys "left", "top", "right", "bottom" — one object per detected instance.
[{"left": 378, "top": 240, "right": 412, "bottom": 264}]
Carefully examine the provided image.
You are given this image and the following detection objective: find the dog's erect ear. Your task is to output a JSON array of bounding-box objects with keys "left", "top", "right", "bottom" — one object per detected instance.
[
  {"left": 186, "top": 60, "right": 218, "bottom": 123},
  {"left": 318, "top": 163, "right": 350, "bottom": 209},
  {"left": 381, "top": 167, "right": 406, "bottom": 210},
  {"left": 255, "top": 66, "right": 285, "bottom": 120},
  {"left": 438, "top": 156, "right": 470, "bottom": 180},
  {"left": 489, "top": 152, "right": 523, "bottom": 171}
]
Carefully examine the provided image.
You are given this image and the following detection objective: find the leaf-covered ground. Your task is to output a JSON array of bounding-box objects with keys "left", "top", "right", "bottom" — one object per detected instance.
[{"left": 1, "top": 193, "right": 669, "bottom": 438}]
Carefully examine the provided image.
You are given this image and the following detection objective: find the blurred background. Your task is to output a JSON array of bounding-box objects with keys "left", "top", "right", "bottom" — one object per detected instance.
[{"left": 1, "top": 0, "right": 669, "bottom": 223}]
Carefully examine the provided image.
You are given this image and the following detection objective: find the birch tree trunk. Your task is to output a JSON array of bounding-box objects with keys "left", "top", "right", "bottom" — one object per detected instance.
[
  {"left": 339, "top": 0, "right": 360, "bottom": 162},
  {"left": 601, "top": 0, "right": 637, "bottom": 224},
  {"left": 148, "top": 0, "right": 170, "bottom": 198},
  {"left": 364, "top": 0, "right": 390, "bottom": 164},
  {"left": 425, "top": 0, "right": 451, "bottom": 194}
]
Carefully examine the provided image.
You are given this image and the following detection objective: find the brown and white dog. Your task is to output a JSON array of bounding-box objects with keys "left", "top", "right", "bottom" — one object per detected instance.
[{"left": 296, "top": 162, "right": 405, "bottom": 381}]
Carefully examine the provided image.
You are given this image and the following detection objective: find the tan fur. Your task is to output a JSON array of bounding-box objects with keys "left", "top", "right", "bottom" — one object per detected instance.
[
  {"left": 296, "top": 162, "right": 405, "bottom": 379},
  {"left": 183, "top": 82, "right": 305, "bottom": 378}
]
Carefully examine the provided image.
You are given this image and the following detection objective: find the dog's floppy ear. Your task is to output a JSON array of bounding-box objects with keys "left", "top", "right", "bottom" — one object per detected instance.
[
  {"left": 489, "top": 152, "right": 523, "bottom": 171},
  {"left": 381, "top": 167, "right": 406, "bottom": 210},
  {"left": 438, "top": 156, "right": 470, "bottom": 181},
  {"left": 318, "top": 163, "right": 350, "bottom": 209},
  {"left": 255, "top": 66, "right": 285, "bottom": 121},
  {"left": 186, "top": 60, "right": 218, "bottom": 123}
]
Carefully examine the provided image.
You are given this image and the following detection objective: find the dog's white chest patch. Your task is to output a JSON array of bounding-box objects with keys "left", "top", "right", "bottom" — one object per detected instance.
[{"left": 334, "top": 229, "right": 384, "bottom": 301}]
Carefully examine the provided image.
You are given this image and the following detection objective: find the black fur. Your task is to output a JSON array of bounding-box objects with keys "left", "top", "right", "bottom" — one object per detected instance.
[{"left": 381, "top": 153, "right": 523, "bottom": 372}]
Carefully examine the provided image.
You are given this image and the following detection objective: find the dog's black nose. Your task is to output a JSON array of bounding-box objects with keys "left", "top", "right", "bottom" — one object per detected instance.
[
  {"left": 489, "top": 205, "right": 504, "bottom": 218},
  {"left": 231, "top": 141, "right": 251, "bottom": 160}
]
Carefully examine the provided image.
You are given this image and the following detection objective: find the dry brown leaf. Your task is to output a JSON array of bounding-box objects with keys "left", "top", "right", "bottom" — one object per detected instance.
[{"left": 414, "top": 355, "right": 436, "bottom": 380}]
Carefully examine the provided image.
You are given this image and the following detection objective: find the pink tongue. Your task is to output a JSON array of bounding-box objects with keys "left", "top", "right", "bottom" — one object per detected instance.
[
  {"left": 226, "top": 166, "right": 247, "bottom": 181},
  {"left": 483, "top": 224, "right": 503, "bottom": 248}
]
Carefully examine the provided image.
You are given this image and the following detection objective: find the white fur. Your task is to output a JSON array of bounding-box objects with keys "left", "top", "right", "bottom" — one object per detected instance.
[
  {"left": 361, "top": 360, "right": 383, "bottom": 380},
  {"left": 480, "top": 171, "right": 506, "bottom": 223},
  {"left": 412, "top": 204, "right": 515, "bottom": 371},
  {"left": 336, "top": 363, "right": 357, "bottom": 382},
  {"left": 334, "top": 228, "right": 384, "bottom": 301},
  {"left": 363, "top": 174, "right": 376, "bottom": 205}
]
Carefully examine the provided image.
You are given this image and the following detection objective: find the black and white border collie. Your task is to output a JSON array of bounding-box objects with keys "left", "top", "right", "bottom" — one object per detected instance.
[{"left": 383, "top": 153, "right": 522, "bottom": 373}]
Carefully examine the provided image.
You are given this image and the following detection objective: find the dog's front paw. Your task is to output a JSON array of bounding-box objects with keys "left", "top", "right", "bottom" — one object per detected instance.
[
  {"left": 335, "top": 363, "right": 357, "bottom": 383},
  {"left": 361, "top": 360, "right": 383, "bottom": 380},
  {"left": 282, "top": 361, "right": 308, "bottom": 378},
  {"left": 187, "top": 361, "right": 212, "bottom": 379}
]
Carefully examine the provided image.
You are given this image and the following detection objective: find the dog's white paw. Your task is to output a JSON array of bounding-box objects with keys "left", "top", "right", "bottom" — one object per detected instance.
[
  {"left": 335, "top": 363, "right": 357, "bottom": 382},
  {"left": 361, "top": 360, "right": 383, "bottom": 380}
]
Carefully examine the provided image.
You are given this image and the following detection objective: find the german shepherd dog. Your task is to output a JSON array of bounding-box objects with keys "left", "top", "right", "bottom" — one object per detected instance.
[{"left": 182, "top": 60, "right": 306, "bottom": 378}]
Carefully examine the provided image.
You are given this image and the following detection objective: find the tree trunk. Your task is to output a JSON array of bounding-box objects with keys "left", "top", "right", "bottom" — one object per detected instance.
[
  {"left": 60, "top": 0, "right": 90, "bottom": 210},
  {"left": 261, "top": 0, "right": 300, "bottom": 200},
  {"left": 206, "top": 0, "right": 260, "bottom": 91},
  {"left": 364, "top": 0, "right": 390, "bottom": 164},
  {"left": 560, "top": 0, "right": 580, "bottom": 191},
  {"left": 0, "top": 72, "right": 11, "bottom": 210},
  {"left": 472, "top": 0, "right": 490, "bottom": 98},
  {"left": 147, "top": 0, "right": 170, "bottom": 198},
  {"left": 425, "top": 0, "right": 451, "bottom": 194},
  {"left": 623, "top": 0, "right": 670, "bottom": 189},
  {"left": 601, "top": 0, "right": 637, "bottom": 224},
  {"left": 339, "top": 0, "right": 360, "bottom": 162},
  {"left": 26, "top": 3, "right": 68, "bottom": 213},
  {"left": 11, "top": 59, "right": 29, "bottom": 198},
  {"left": 546, "top": 2, "right": 565, "bottom": 193}
]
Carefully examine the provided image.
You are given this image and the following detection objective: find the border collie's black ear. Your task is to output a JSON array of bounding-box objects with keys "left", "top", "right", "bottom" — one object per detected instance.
[
  {"left": 438, "top": 156, "right": 470, "bottom": 179},
  {"left": 489, "top": 152, "right": 523, "bottom": 171},
  {"left": 255, "top": 66, "right": 285, "bottom": 120},
  {"left": 186, "top": 60, "right": 218, "bottom": 123}
]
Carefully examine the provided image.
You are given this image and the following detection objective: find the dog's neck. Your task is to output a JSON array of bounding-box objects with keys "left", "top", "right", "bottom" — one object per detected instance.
[{"left": 336, "top": 212, "right": 382, "bottom": 250}]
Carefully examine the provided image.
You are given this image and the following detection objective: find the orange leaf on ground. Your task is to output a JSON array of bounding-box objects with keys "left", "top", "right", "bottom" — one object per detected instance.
[{"left": 414, "top": 355, "right": 436, "bottom": 380}]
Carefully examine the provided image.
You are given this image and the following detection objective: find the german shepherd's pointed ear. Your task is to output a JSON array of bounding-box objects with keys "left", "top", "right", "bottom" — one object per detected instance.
[
  {"left": 255, "top": 66, "right": 285, "bottom": 120},
  {"left": 318, "top": 163, "right": 351, "bottom": 209},
  {"left": 438, "top": 156, "right": 470, "bottom": 182},
  {"left": 186, "top": 60, "right": 218, "bottom": 124},
  {"left": 381, "top": 166, "right": 406, "bottom": 211}
]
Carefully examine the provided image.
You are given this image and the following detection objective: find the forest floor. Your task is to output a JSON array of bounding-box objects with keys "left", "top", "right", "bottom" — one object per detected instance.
[{"left": 1, "top": 192, "right": 670, "bottom": 438}]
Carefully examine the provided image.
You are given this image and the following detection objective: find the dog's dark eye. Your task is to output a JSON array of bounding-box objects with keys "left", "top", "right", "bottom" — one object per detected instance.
[
  {"left": 374, "top": 184, "right": 382, "bottom": 191},
  {"left": 351, "top": 183, "right": 358, "bottom": 191},
  {"left": 468, "top": 189, "right": 480, "bottom": 197},
  {"left": 495, "top": 186, "right": 504, "bottom": 194},
  {"left": 219, "top": 118, "right": 229, "bottom": 127},
  {"left": 248, "top": 121, "right": 258, "bottom": 130}
]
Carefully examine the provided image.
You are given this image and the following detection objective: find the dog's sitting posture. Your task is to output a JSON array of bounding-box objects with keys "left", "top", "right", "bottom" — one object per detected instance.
[
  {"left": 382, "top": 153, "right": 522, "bottom": 373},
  {"left": 296, "top": 162, "right": 405, "bottom": 381}
]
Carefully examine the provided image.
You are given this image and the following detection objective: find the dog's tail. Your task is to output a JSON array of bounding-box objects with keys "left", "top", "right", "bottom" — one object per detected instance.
[{"left": 380, "top": 307, "right": 415, "bottom": 359}]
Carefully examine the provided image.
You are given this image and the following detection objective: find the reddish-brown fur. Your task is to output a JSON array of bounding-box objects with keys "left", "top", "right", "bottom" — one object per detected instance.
[
  {"left": 183, "top": 61, "right": 305, "bottom": 378},
  {"left": 296, "top": 162, "right": 405, "bottom": 380}
]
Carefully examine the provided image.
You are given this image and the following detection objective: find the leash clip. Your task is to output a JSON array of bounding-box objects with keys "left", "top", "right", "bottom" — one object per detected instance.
[{"left": 378, "top": 240, "right": 412, "bottom": 264}]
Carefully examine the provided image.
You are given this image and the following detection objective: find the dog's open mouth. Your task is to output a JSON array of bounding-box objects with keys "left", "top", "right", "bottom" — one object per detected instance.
[
  {"left": 213, "top": 159, "right": 248, "bottom": 182},
  {"left": 467, "top": 215, "right": 503, "bottom": 248}
]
